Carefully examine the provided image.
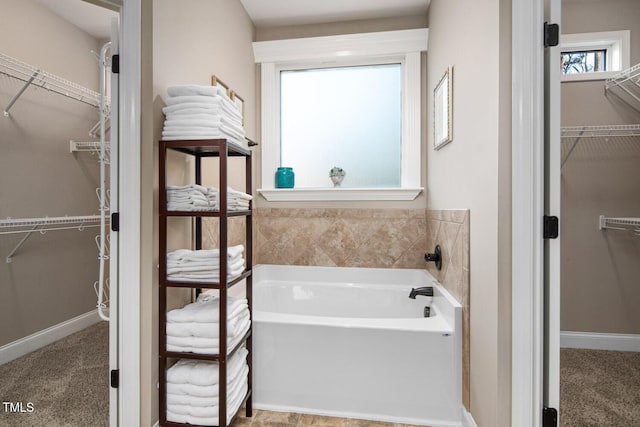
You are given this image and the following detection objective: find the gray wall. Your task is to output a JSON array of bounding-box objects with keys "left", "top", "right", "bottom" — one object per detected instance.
[
  {"left": 561, "top": 0, "right": 640, "bottom": 334},
  {"left": 0, "top": 0, "right": 103, "bottom": 347}
]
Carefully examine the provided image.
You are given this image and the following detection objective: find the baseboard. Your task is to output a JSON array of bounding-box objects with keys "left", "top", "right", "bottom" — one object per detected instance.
[
  {"left": 561, "top": 331, "right": 640, "bottom": 352},
  {"left": 0, "top": 309, "right": 101, "bottom": 365},
  {"left": 461, "top": 407, "right": 478, "bottom": 427}
]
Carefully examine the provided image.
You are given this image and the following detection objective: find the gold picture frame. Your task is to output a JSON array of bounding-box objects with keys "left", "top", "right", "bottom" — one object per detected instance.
[{"left": 434, "top": 66, "right": 453, "bottom": 150}]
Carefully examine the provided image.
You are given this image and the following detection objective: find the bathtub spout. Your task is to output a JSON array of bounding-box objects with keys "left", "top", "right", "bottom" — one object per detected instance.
[{"left": 408, "top": 286, "right": 433, "bottom": 299}]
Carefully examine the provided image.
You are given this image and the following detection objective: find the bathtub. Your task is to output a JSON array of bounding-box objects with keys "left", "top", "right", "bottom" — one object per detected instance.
[{"left": 251, "top": 264, "right": 463, "bottom": 427}]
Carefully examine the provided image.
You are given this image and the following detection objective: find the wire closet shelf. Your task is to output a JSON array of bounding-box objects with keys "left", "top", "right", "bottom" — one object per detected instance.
[
  {"left": 605, "top": 62, "right": 640, "bottom": 111},
  {"left": 560, "top": 124, "right": 640, "bottom": 168},
  {"left": 0, "top": 51, "right": 105, "bottom": 116},
  {"left": 599, "top": 215, "right": 640, "bottom": 235}
]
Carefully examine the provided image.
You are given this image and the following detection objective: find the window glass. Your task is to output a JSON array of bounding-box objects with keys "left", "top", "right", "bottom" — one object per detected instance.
[
  {"left": 561, "top": 50, "right": 607, "bottom": 74},
  {"left": 280, "top": 63, "right": 401, "bottom": 188}
]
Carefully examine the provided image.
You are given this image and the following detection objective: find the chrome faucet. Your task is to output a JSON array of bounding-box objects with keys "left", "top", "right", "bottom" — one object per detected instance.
[{"left": 408, "top": 286, "right": 433, "bottom": 299}]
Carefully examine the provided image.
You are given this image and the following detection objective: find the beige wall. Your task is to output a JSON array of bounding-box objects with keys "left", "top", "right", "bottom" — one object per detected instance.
[
  {"left": 0, "top": 0, "right": 103, "bottom": 346},
  {"left": 426, "top": 0, "right": 512, "bottom": 426},
  {"left": 560, "top": 0, "right": 640, "bottom": 334},
  {"left": 147, "top": 0, "right": 256, "bottom": 424}
]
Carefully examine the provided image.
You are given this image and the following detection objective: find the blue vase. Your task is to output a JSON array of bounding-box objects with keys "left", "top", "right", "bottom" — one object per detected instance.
[{"left": 275, "top": 167, "right": 295, "bottom": 188}]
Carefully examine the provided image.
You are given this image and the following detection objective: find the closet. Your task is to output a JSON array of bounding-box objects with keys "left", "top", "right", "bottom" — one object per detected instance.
[
  {"left": 158, "top": 139, "right": 253, "bottom": 427},
  {"left": 559, "top": 1, "right": 640, "bottom": 424}
]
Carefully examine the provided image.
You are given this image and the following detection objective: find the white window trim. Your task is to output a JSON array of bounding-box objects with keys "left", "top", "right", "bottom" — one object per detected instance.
[
  {"left": 253, "top": 29, "right": 428, "bottom": 202},
  {"left": 560, "top": 30, "right": 630, "bottom": 82}
]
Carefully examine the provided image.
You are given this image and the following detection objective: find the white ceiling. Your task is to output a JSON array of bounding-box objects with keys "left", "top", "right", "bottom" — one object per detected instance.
[
  {"left": 35, "top": 0, "right": 118, "bottom": 40},
  {"left": 239, "top": 0, "right": 431, "bottom": 27},
  {"left": 33, "top": 0, "right": 430, "bottom": 40}
]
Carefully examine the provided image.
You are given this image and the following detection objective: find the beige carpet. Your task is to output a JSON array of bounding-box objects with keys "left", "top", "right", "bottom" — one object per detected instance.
[
  {"left": 561, "top": 348, "right": 640, "bottom": 426},
  {"left": 0, "top": 322, "right": 108, "bottom": 427}
]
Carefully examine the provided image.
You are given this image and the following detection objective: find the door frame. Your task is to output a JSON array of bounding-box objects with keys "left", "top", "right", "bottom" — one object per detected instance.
[
  {"left": 512, "top": 0, "right": 548, "bottom": 426},
  {"left": 90, "top": 0, "right": 142, "bottom": 425}
]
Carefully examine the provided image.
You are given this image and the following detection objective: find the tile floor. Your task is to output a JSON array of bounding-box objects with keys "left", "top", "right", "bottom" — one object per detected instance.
[{"left": 231, "top": 409, "right": 427, "bottom": 427}]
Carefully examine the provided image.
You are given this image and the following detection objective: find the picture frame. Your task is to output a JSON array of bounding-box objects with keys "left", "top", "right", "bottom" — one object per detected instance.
[{"left": 434, "top": 66, "right": 453, "bottom": 150}]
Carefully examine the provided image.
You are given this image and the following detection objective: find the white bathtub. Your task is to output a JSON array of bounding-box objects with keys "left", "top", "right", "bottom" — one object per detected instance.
[{"left": 252, "top": 264, "right": 463, "bottom": 427}]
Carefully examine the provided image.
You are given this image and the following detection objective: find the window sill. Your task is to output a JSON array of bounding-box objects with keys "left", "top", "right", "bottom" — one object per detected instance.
[
  {"left": 561, "top": 71, "right": 619, "bottom": 82},
  {"left": 257, "top": 187, "right": 423, "bottom": 202}
]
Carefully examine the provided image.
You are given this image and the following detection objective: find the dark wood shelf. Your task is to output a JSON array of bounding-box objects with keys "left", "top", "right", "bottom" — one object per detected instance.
[{"left": 159, "top": 138, "right": 253, "bottom": 427}]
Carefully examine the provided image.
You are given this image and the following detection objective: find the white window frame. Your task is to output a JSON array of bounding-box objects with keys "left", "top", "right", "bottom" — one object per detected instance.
[
  {"left": 253, "top": 29, "right": 428, "bottom": 202},
  {"left": 560, "top": 30, "right": 630, "bottom": 82}
]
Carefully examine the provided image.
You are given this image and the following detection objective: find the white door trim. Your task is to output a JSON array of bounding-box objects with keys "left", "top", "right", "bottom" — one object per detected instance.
[
  {"left": 512, "top": 0, "right": 545, "bottom": 426},
  {"left": 118, "top": 0, "right": 142, "bottom": 424}
]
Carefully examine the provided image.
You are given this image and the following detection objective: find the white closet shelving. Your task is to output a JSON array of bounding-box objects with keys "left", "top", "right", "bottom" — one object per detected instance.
[
  {"left": 599, "top": 216, "right": 640, "bottom": 235},
  {"left": 605, "top": 63, "right": 640, "bottom": 112},
  {"left": 560, "top": 124, "right": 640, "bottom": 167},
  {"left": 0, "top": 215, "right": 104, "bottom": 263},
  {"left": 0, "top": 52, "right": 103, "bottom": 116}
]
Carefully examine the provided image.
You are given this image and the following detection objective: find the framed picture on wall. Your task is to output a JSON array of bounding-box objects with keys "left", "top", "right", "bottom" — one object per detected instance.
[{"left": 434, "top": 66, "right": 453, "bottom": 150}]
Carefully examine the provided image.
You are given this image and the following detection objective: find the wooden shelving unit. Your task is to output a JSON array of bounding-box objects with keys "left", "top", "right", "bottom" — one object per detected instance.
[{"left": 158, "top": 139, "right": 253, "bottom": 427}]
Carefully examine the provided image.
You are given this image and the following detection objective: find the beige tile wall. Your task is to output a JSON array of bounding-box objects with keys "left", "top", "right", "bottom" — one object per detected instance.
[
  {"left": 425, "top": 209, "right": 470, "bottom": 411},
  {"left": 253, "top": 208, "right": 427, "bottom": 268},
  {"left": 205, "top": 207, "right": 470, "bottom": 411}
]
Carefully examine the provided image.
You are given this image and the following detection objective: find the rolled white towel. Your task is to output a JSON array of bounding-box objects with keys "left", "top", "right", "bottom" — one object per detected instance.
[
  {"left": 166, "top": 346, "right": 247, "bottom": 385},
  {"left": 167, "top": 85, "right": 225, "bottom": 97},
  {"left": 166, "top": 296, "right": 247, "bottom": 324}
]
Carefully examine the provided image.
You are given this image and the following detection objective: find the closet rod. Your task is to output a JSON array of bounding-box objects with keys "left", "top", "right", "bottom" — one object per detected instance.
[
  {"left": 0, "top": 215, "right": 105, "bottom": 263},
  {"left": 0, "top": 52, "right": 104, "bottom": 116}
]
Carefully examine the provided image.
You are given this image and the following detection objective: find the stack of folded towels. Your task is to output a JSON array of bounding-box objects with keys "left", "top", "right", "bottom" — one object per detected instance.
[
  {"left": 166, "top": 346, "right": 249, "bottom": 426},
  {"left": 161, "top": 84, "right": 245, "bottom": 146},
  {"left": 166, "top": 295, "right": 251, "bottom": 354},
  {"left": 166, "top": 185, "right": 252, "bottom": 212},
  {"left": 166, "top": 245, "right": 245, "bottom": 283}
]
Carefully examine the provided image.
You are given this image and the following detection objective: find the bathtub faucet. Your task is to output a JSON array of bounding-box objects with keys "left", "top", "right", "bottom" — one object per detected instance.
[{"left": 408, "top": 286, "right": 433, "bottom": 299}]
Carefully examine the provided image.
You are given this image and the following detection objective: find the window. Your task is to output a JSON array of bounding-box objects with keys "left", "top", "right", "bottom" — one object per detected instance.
[
  {"left": 280, "top": 63, "right": 401, "bottom": 188},
  {"left": 561, "top": 50, "right": 606, "bottom": 74},
  {"left": 560, "top": 30, "right": 630, "bottom": 82},
  {"left": 253, "top": 29, "right": 427, "bottom": 201}
]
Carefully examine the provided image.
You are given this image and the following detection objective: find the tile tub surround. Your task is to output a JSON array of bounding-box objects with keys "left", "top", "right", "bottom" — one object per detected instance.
[
  {"left": 425, "top": 209, "right": 471, "bottom": 411},
  {"left": 254, "top": 208, "right": 428, "bottom": 268}
]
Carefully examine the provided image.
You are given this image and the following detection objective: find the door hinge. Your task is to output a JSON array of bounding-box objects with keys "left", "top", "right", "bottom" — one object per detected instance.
[
  {"left": 544, "top": 22, "right": 560, "bottom": 47},
  {"left": 111, "top": 212, "right": 120, "bottom": 232},
  {"left": 543, "top": 407, "right": 558, "bottom": 427},
  {"left": 543, "top": 215, "right": 559, "bottom": 239},
  {"left": 112, "top": 54, "right": 119, "bottom": 74},
  {"left": 110, "top": 369, "right": 119, "bottom": 388}
]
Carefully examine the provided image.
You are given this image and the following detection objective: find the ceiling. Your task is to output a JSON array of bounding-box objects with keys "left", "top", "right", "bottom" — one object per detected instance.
[
  {"left": 35, "top": 0, "right": 117, "bottom": 40},
  {"left": 33, "top": 0, "right": 430, "bottom": 40},
  {"left": 239, "top": 0, "right": 431, "bottom": 27}
]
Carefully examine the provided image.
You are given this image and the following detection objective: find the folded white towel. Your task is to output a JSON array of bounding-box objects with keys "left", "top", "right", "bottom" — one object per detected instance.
[
  {"left": 167, "top": 257, "right": 245, "bottom": 276},
  {"left": 162, "top": 103, "right": 242, "bottom": 119},
  {"left": 166, "top": 382, "right": 247, "bottom": 425},
  {"left": 167, "top": 85, "right": 225, "bottom": 98},
  {"left": 167, "top": 315, "right": 250, "bottom": 346},
  {"left": 167, "top": 245, "right": 244, "bottom": 261},
  {"left": 166, "top": 269, "right": 245, "bottom": 283},
  {"left": 166, "top": 184, "right": 214, "bottom": 194},
  {"left": 166, "top": 319, "right": 250, "bottom": 354},
  {"left": 166, "top": 203, "right": 216, "bottom": 212},
  {"left": 166, "top": 310, "right": 249, "bottom": 339},
  {"left": 166, "top": 347, "right": 247, "bottom": 386},
  {"left": 166, "top": 296, "right": 247, "bottom": 324},
  {"left": 166, "top": 365, "right": 249, "bottom": 405},
  {"left": 165, "top": 95, "right": 234, "bottom": 106}
]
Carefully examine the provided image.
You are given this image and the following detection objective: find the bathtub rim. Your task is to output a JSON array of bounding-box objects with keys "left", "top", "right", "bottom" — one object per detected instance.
[{"left": 252, "top": 264, "right": 462, "bottom": 333}]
